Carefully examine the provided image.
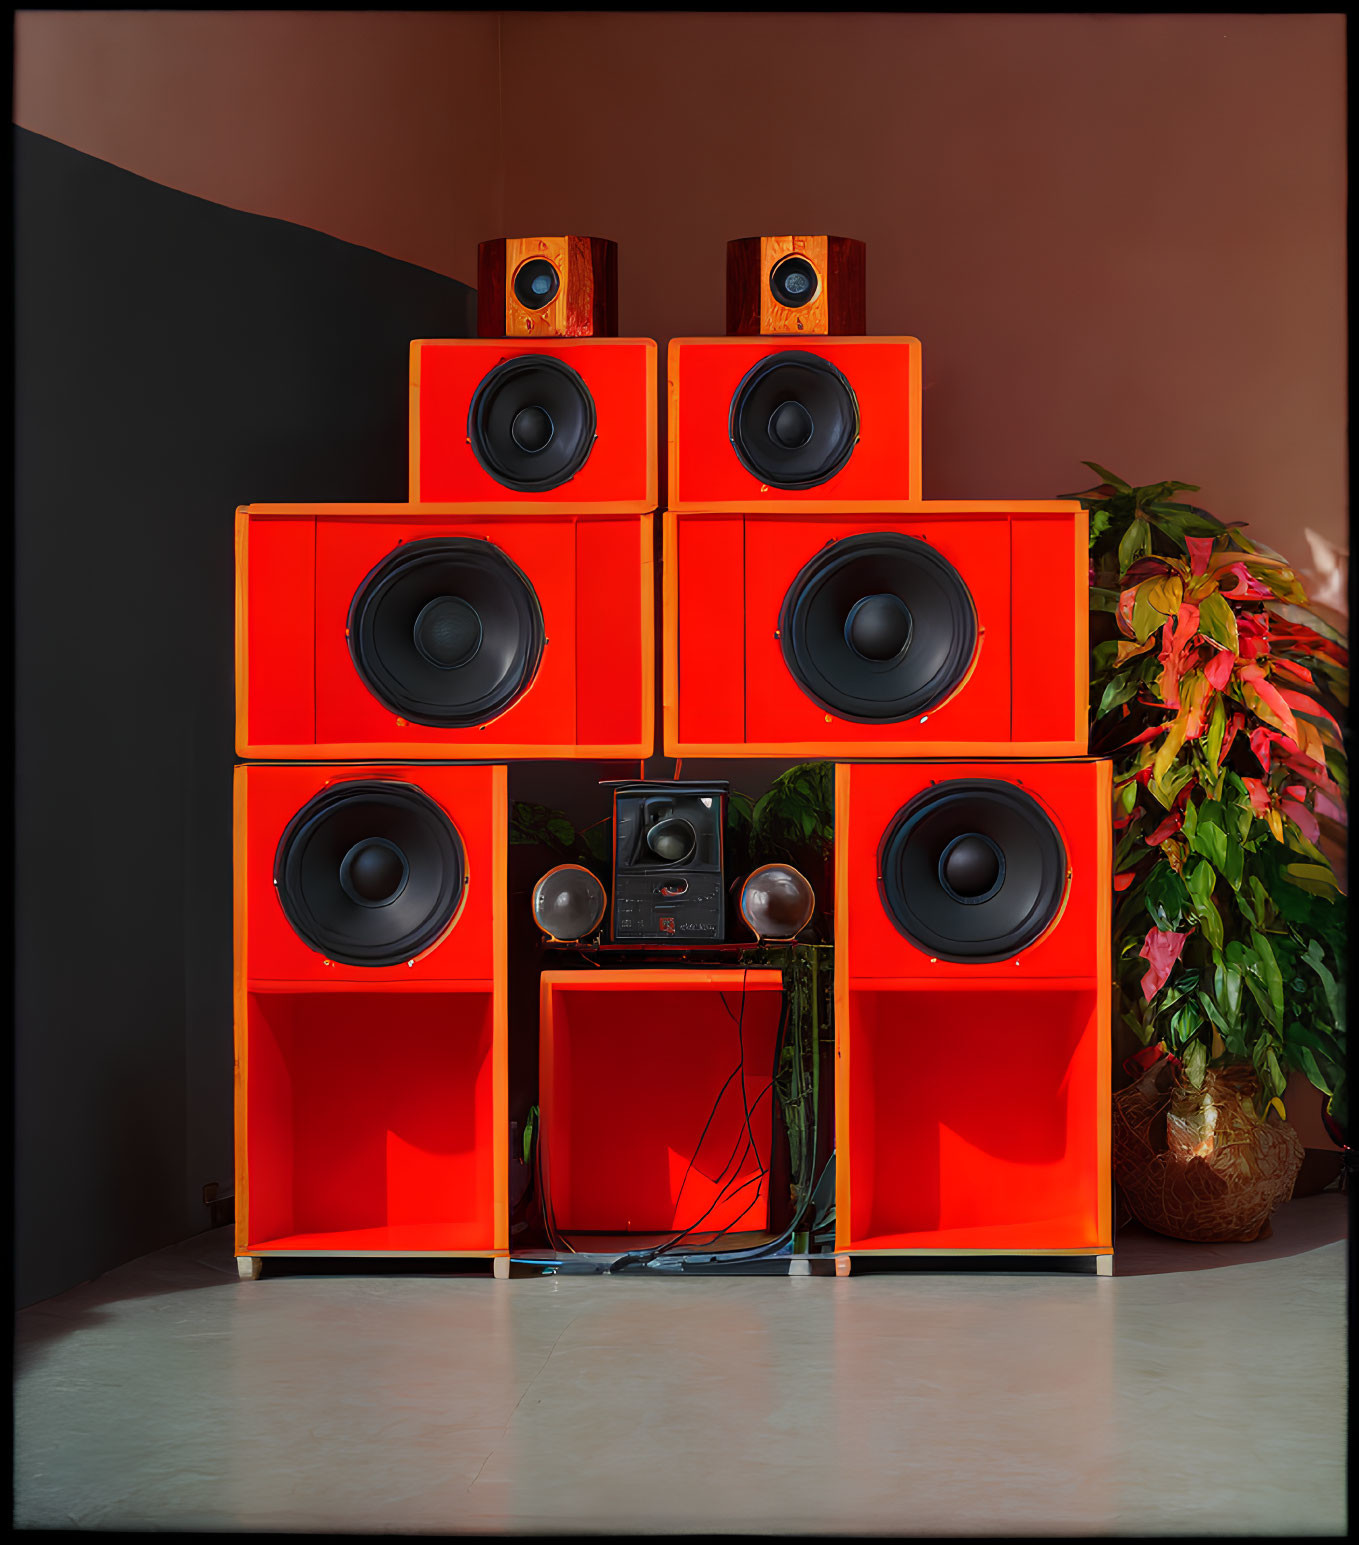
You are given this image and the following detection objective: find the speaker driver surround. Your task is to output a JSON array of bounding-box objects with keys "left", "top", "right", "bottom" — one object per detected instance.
[
  {"left": 275, "top": 780, "right": 466, "bottom": 967},
  {"left": 878, "top": 780, "right": 1067, "bottom": 963},
  {"left": 512, "top": 257, "right": 561, "bottom": 311},
  {"left": 468, "top": 354, "right": 596, "bottom": 491},
  {"left": 779, "top": 533, "right": 977, "bottom": 723},
  {"left": 729, "top": 351, "right": 859, "bottom": 489},
  {"left": 348, "top": 538, "right": 545, "bottom": 728},
  {"left": 769, "top": 254, "right": 820, "bottom": 310}
]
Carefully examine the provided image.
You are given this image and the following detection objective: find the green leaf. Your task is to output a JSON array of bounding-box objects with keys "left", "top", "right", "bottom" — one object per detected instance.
[
  {"left": 1302, "top": 939, "right": 1346, "bottom": 1034},
  {"left": 1197, "top": 591, "right": 1239, "bottom": 655},
  {"left": 1131, "top": 577, "right": 1167, "bottom": 639},
  {"left": 1183, "top": 1040, "right": 1208, "bottom": 1088},
  {"left": 1096, "top": 675, "right": 1140, "bottom": 720},
  {"left": 1120, "top": 517, "right": 1153, "bottom": 575},
  {"left": 1145, "top": 865, "right": 1190, "bottom": 932},
  {"left": 1250, "top": 929, "right": 1286, "bottom": 1025},
  {"left": 522, "top": 1106, "right": 537, "bottom": 1166},
  {"left": 1204, "top": 692, "right": 1227, "bottom": 769},
  {"left": 1285, "top": 862, "right": 1340, "bottom": 897},
  {"left": 1088, "top": 508, "right": 1112, "bottom": 546},
  {"left": 1083, "top": 460, "right": 1132, "bottom": 492}
]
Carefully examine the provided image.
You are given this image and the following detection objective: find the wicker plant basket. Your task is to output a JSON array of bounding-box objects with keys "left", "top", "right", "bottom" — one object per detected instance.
[{"left": 1113, "top": 1058, "right": 1304, "bottom": 1243}]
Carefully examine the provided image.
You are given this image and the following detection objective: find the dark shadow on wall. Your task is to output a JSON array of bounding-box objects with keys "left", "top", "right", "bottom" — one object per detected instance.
[{"left": 12, "top": 127, "right": 476, "bottom": 1308}]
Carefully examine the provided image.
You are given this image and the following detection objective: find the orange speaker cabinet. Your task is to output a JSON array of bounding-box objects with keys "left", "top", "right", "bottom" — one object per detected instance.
[
  {"left": 236, "top": 504, "right": 654, "bottom": 760},
  {"left": 234, "top": 763, "right": 508, "bottom": 1262},
  {"left": 410, "top": 337, "right": 657, "bottom": 513},
  {"left": 663, "top": 504, "right": 1088, "bottom": 758},
  {"left": 833, "top": 760, "right": 1112, "bottom": 1261},
  {"left": 539, "top": 970, "right": 783, "bottom": 1239},
  {"left": 667, "top": 336, "right": 921, "bottom": 513}
]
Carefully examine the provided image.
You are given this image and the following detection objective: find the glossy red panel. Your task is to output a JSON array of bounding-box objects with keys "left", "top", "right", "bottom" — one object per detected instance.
[
  {"left": 842, "top": 984, "right": 1104, "bottom": 1251},
  {"left": 575, "top": 515, "right": 652, "bottom": 749},
  {"left": 244, "top": 988, "right": 498, "bottom": 1252},
  {"left": 540, "top": 972, "right": 783, "bottom": 1235},
  {"left": 240, "top": 763, "right": 500, "bottom": 985},
  {"left": 673, "top": 514, "right": 745, "bottom": 748},
  {"left": 412, "top": 337, "right": 656, "bottom": 511},
  {"left": 668, "top": 337, "right": 921, "bottom": 511},
  {"left": 314, "top": 517, "right": 576, "bottom": 750},
  {"left": 238, "top": 512, "right": 315, "bottom": 747},
  {"left": 837, "top": 760, "right": 1110, "bottom": 983}
]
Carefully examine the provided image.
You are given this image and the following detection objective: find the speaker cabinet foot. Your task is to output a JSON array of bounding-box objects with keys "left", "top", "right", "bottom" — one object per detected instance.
[
  {"left": 237, "top": 1257, "right": 263, "bottom": 1281},
  {"left": 493, "top": 1256, "right": 511, "bottom": 1280},
  {"left": 788, "top": 1258, "right": 811, "bottom": 1277},
  {"left": 1095, "top": 1254, "right": 1114, "bottom": 1277},
  {"left": 835, "top": 1254, "right": 852, "bottom": 1277}
]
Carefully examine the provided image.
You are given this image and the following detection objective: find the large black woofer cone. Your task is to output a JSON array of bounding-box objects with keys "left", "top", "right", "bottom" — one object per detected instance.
[
  {"left": 729, "top": 350, "right": 859, "bottom": 489},
  {"left": 348, "top": 538, "right": 545, "bottom": 728},
  {"left": 646, "top": 817, "right": 697, "bottom": 865},
  {"left": 468, "top": 354, "right": 596, "bottom": 492},
  {"left": 275, "top": 780, "right": 466, "bottom": 967},
  {"left": 778, "top": 532, "right": 977, "bottom": 722},
  {"left": 878, "top": 780, "right": 1068, "bottom": 963}
]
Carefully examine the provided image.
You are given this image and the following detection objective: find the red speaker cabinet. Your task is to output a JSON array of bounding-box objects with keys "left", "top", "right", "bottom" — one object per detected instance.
[
  {"left": 410, "top": 337, "right": 656, "bottom": 512},
  {"left": 234, "top": 763, "right": 507, "bottom": 1263},
  {"left": 664, "top": 504, "right": 1088, "bottom": 758},
  {"left": 668, "top": 336, "right": 920, "bottom": 512},
  {"left": 539, "top": 970, "right": 783, "bottom": 1240},
  {"left": 833, "top": 760, "right": 1112, "bottom": 1263},
  {"left": 236, "top": 504, "right": 654, "bottom": 760}
]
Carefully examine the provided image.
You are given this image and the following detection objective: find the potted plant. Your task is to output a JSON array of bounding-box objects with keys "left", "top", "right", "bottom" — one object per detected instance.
[{"left": 1065, "top": 463, "right": 1348, "bottom": 1240}]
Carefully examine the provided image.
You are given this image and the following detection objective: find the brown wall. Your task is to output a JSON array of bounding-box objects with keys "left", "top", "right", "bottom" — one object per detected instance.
[{"left": 14, "top": 10, "right": 1348, "bottom": 592}]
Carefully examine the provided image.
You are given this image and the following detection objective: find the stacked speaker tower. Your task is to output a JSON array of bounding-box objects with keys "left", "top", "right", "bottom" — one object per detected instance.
[
  {"left": 234, "top": 236, "right": 656, "bottom": 1276},
  {"left": 665, "top": 235, "right": 1112, "bottom": 1270},
  {"left": 235, "top": 230, "right": 1112, "bottom": 1278}
]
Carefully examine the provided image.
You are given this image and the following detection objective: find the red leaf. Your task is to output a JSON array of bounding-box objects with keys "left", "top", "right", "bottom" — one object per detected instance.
[
  {"left": 1145, "top": 811, "right": 1184, "bottom": 846},
  {"left": 1139, "top": 928, "right": 1190, "bottom": 1001},
  {"left": 1204, "top": 647, "right": 1235, "bottom": 690},
  {"left": 1241, "top": 776, "right": 1273, "bottom": 818},
  {"left": 1281, "top": 799, "right": 1321, "bottom": 845},
  {"left": 1238, "top": 665, "right": 1299, "bottom": 740},
  {"left": 1218, "top": 711, "right": 1245, "bottom": 765},
  {"left": 1113, "top": 871, "right": 1135, "bottom": 891},
  {"left": 1186, "top": 536, "right": 1215, "bottom": 575},
  {"left": 1272, "top": 657, "right": 1315, "bottom": 686},
  {"left": 1249, "top": 725, "right": 1276, "bottom": 773},
  {"left": 1217, "top": 562, "right": 1274, "bottom": 599},
  {"left": 1276, "top": 688, "right": 1343, "bottom": 737}
]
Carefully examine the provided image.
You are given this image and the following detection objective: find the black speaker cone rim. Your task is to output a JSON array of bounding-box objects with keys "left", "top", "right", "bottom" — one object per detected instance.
[
  {"left": 348, "top": 538, "right": 544, "bottom": 728},
  {"left": 513, "top": 257, "right": 561, "bottom": 310},
  {"left": 468, "top": 354, "right": 596, "bottom": 492},
  {"left": 729, "top": 350, "right": 859, "bottom": 489},
  {"left": 275, "top": 781, "right": 465, "bottom": 967},
  {"left": 779, "top": 532, "right": 977, "bottom": 723},
  {"left": 878, "top": 780, "right": 1067, "bottom": 963},
  {"left": 769, "top": 254, "right": 820, "bottom": 309}
]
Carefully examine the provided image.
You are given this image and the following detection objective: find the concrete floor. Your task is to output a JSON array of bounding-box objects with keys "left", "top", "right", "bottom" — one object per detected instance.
[{"left": 14, "top": 1195, "right": 1349, "bottom": 1536}]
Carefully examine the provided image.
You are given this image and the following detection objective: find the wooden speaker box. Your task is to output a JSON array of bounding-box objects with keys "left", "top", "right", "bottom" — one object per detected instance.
[
  {"left": 478, "top": 235, "right": 618, "bottom": 338},
  {"left": 726, "top": 234, "right": 867, "bottom": 336}
]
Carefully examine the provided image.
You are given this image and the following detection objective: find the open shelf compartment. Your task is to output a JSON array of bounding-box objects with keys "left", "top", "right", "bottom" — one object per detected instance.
[
  {"left": 836, "top": 980, "right": 1111, "bottom": 1254},
  {"left": 539, "top": 970, "right": 784, "bottom": 1240},
  {"left": 240, "top": 985, "right": 505, "bottom": 1255}
]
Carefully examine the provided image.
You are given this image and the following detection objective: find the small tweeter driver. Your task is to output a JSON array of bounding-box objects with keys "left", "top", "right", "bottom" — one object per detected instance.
[
  {"left": 532, "top": 864, "right": 607, "bottom": 943},
  {"left": 739, "top": 864, "right": 816, "bottom": 941},
  {"left": 273, "top": 780, "right": 467, "bottom": 967},
  {"left": 877, "top": 780, "right": 1069, "bottom": 963}
]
